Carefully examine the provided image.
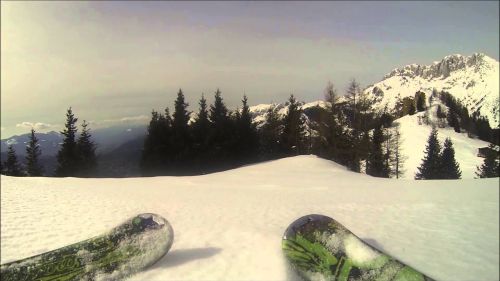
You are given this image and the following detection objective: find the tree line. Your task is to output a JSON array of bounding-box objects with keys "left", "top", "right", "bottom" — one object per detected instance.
[
  {"left": 141, "top": 81, "right": 407, "bottom": 178},
  {"left": 312, "top": 80, "right": 404, "bottom": 178},
  {"left": 140, "top": 89, "right": 306, "bottom": 175},
  {"left": 438, "top": 91, "right": 498, "bottom": 144},
  {"left": 2, "top": 83, "right": 498, "bottom": 179},
  {"left": 1, "top": 108, "right": 97, "bottom": 177}
]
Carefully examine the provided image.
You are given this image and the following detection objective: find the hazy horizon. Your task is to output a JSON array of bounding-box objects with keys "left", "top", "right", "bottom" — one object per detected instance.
[{"left": 1, "top": 1, "right": 499, "bottom": 138}]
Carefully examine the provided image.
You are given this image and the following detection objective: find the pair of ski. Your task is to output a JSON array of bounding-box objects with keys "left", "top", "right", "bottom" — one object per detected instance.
[{"left": 0, "top": 214, "right": 434, "bottom": 281}]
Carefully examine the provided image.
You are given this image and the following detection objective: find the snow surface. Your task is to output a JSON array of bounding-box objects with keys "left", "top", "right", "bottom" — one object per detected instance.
[{"left": 1, "top": 156, "right": 499, "bottom": 281}]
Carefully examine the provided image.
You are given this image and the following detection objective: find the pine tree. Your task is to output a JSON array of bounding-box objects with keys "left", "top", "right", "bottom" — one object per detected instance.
[
  {"left": 402, "top": 97, "right": 416, "bottom": 116},
  {"left": 440, "top": 138, "right": 461, "bottom": 179},
  {"left": 260, "top": 104, "right": 283, "bottom": 159},
  {"left": 415, "top": 91, "right": 426, "bottom": 112},
  {"left": 415, "top": 128, "right": 442, "bottom": 179},
  {"left": 447, "top": 111, "right": 461, "bottom": 133},
  {"left": 476, "top": 143, "right": 499, "bottom": 178},
  {"left": 209, "top": 89, "right": 231, "bottom": 161},
  {"left": 77, "top": 120, "right": 97, "bottom": 177},
  {"left": 141, "top": 110, "right": 161, "bottom": 174},
  {"left": 4, "top": 145, "right": 24, "bottom": 176},
  {"left": 192, "top": 94, "right": 210, "bottom": 164},
  {"left": 366, "top": 126, "right": 389, "bottom": 177},
  {"left": 171, "top": 89, "right": 192, "bottom": 168},
  {"left": 235, "top": 95, "right": 258, "bottom": 162},
  {"left": 209, "top": 89, "right": 229, "bottom": 124},
  {"left": 55, "top": 107, "right": 80, "bottom": 177},
  {"left": 172, "top": 89, "right": 191, "bottom": 132},
  {"left": 394, "top": 93, "right": 404, "bottom": 117},
  {"left": 408, "top": 101, "right": 416, "bottom": 115},
  {"left": 281, "top": 94, "right": 306, "bottom": 155},
  {"left": 25, "top": 128, "right": 43, "bottom": 176}
]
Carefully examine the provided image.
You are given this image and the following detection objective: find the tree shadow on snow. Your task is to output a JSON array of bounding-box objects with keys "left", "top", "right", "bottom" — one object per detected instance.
[{"left": 152, "top": 247, "right": 222, "bottom": 269}]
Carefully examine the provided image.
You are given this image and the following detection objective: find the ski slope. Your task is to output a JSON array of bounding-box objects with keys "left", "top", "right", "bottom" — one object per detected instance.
[{"left": 1, "top": 156, "right": 498, "bottom": 281}]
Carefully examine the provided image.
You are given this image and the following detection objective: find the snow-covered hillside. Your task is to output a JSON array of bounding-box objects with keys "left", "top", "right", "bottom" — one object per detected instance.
[
  {"left": 364, "top": 53, "right": 500, "bottom": 128},
  {"left": 396, "top": 108, "right": 491, "bottom": 179},
  {"left": 250, "top": 98, "right": 491, "bottom": 179},
  {"left": 249, "top": 100, "right": 328, "bottom": 128},
  {"left": 1, "top": 156, "right": 498, "bottom": 281}
]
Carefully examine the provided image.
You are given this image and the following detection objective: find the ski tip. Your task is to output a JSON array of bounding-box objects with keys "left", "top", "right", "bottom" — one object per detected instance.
[
  {"left": 283, "top": 214, "right": 335, "bottom": 239},
  {"left": 134, "top": 213, "right": 169, "bottom": 229},
  {"left": 131, "top": 213, "right": 174, "bottom": 248}
]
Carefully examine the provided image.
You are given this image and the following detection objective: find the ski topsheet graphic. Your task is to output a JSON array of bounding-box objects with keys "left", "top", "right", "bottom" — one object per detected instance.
[
  {"left": 0, "top": 213, "right": 174, "bottom": 281},
  {"left": 282, "top": 214, "right": 435, "bottom": 281}
]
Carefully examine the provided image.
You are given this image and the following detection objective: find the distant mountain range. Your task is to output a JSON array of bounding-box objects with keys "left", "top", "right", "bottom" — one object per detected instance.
[{"left": 1, "top": 125, "right": 147, "bottom": 177}]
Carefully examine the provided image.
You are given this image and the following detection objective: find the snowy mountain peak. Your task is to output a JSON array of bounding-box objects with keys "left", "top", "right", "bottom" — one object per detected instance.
[
  {"left": 366, "top": 53, "right": 499, "bottom": 127},
  {"left": 384, "top": 53, "right": 495, "bottom": 80}
]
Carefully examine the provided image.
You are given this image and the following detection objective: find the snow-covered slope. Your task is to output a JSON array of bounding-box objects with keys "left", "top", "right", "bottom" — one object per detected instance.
[
  {"left": 396, "top": 107, "right": 492, "bottom": 179},
  {"left": 364, "top": 53, "right": 500, "bottom": 127},
  {"left": 1, "top": 156, "right": 498, "bottom": 281}
]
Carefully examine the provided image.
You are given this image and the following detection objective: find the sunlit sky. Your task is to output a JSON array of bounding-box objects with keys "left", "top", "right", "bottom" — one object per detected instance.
[{"left": 1, "top": 1, "right": 498, "bottom": 138}]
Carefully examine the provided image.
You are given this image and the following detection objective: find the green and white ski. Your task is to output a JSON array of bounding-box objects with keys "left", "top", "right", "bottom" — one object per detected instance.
[
  {"left": 282, "top": 214, "right": 435, "bottom": 281},
  {"left": 0, "top": 213, "right": 174, "bottom": 281}
]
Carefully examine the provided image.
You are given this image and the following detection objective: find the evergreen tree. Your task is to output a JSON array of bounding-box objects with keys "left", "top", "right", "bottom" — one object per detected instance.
[
  {"left": 476, "top": 143, "right": 499, "bottom": 178},
  {"left": 415, "top": 91, "right": 426, "bottom": 112},
  {"left": 440, "top": 138, "right": 461, "bottom": 179},
  {"left": 366, "top": 126, "right": 389, "bottom": 177},
  {"left": 415, "top": 128, "right": 442, "bottom": 179},
  {"left": 209, "top": 89, "right": 231, "bottom": 162},
  {"left": 402, "top": 97, "right": 416, "bottom": 116},
  {"left": 408, "top": 100, "right": 416, "bottom": 115},
  {"left": 55, "top": 107, "right": 80, "bottom": 177},
  {"left": 77, "top": 120, "right": 97, "bottom": 177},
  {"left": 141, "top": 109, "right": 173, "bottom": 175},
  {"left": 281, "top": 94, "right": 306, "bottom": 155},
  {"left": 25, "top": 128, "right": 43, "bottom": 176},
  {"left": 4, "top": 145, "right": 24, "bottom": 176},
  {"left": 235, "top": 95, "right": 259, "bottom": 162},
  {"left": 447, "top": 111, "right": 461, "bottom": 133},
  {"left": 379, "top": 105, "right": 393, "bottom": 128},
  {"left": 260, "top": 105, "right": 283, "bottom": 159},
  {"left": 172, "top": 89, "right": 191, "bottom": 133},
  {"left": 171, "top": 89, "right": 192, "bottom": 169},
  {"left": 394, "top": 93, "right": 404, "bottom": 117},
  {"left": 192, "top": 94, "right": 210, "bottom": 165}
]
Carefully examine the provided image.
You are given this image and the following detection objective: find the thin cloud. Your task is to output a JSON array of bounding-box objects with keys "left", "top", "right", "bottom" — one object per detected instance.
[
  {"left": 16, "top": 122, "right": 54, "bottom": 130},
  {"left": 89, "top": 115, "right": 150, "bottom": 127}
]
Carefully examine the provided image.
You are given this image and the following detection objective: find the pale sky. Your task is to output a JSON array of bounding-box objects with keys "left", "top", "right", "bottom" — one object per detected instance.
[{"left": 1, "top": 1, "right": 498, "bottom": 138}]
